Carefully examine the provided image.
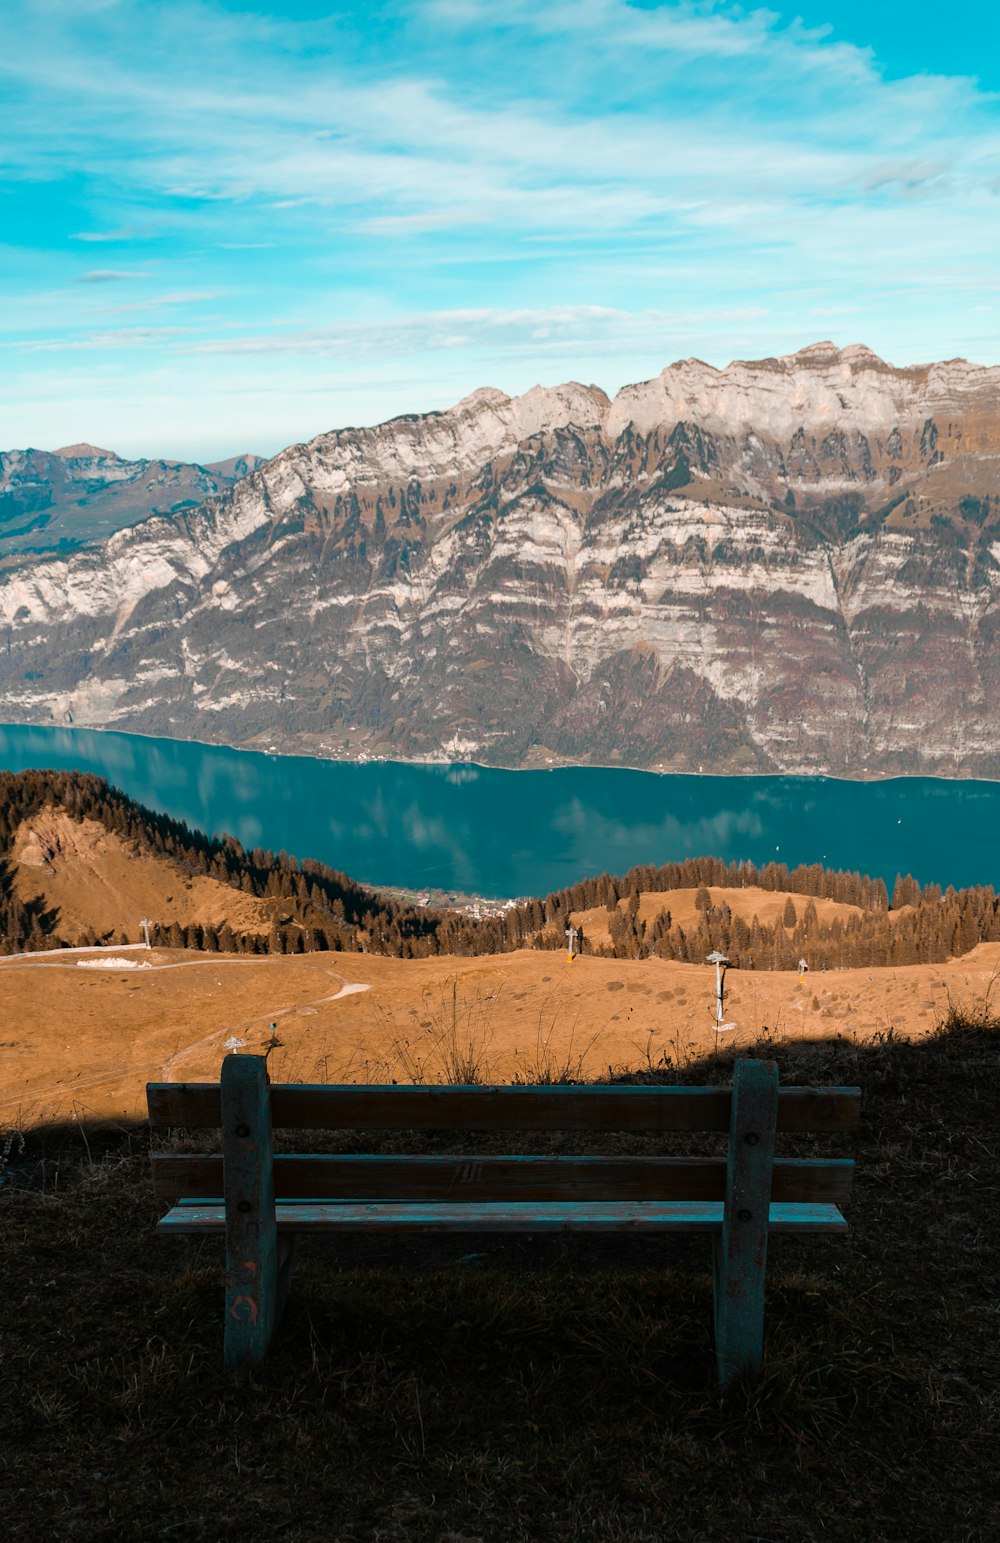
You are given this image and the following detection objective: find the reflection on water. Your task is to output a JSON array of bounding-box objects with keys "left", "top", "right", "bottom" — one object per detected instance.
[
  {"left": 0, "top": 724, "right": 997, "bottom": 897},
  {"left": 552, "top": 796, "right": 765, "bottom": 855}
]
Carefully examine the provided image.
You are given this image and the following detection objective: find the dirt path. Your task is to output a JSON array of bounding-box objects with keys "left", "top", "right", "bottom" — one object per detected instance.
[{"left": 160, "top": 969, "right": 371, "bottom": 1081}]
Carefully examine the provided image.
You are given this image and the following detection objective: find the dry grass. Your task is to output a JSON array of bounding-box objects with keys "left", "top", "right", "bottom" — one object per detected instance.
[
  {"left": 329, "top": 978, "right": 623, "bottom": 1089},
  {"left": 2, "top": 1012, "right": 999, "bottom": 1541},
  {"left": 5, "top": 942, "right": 1000, "bottom": 1125}
]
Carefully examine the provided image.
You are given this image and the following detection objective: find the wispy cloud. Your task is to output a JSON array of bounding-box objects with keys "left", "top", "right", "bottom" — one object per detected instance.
[
  {"left": 71, "top": 227, "right": 148, "bottom": 243},
  {"left": 80, "top": 269, "right": 151, "bottom": 283},
  {"left": 185, "top": 304, "right": 772, "bottom": 361},
  {"left": 93, "top": 291, "right": 223, "bottom": 316},
  {"left": 3, "top": 326, "right": 194, "bottom": 353},
  {"left": 0, "top": 0, "right": 998, "bottom": 457}
]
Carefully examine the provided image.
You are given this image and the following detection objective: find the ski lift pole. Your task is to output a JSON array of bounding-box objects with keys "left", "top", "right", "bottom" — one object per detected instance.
[{"left": 706, "top": 950, "right": 735, "bottom": 1033}]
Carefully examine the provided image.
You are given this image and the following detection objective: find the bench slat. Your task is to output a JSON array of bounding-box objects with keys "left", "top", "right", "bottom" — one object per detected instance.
[
  {"left": 147, "top": 1081, "right": 860, "bottom": 1133},
  {"left": 157, "top": 1199, "right": 849, "bottom": 1235},
  {"left": 151, "top": 1153, "right": 854, "bottom": 1205}
]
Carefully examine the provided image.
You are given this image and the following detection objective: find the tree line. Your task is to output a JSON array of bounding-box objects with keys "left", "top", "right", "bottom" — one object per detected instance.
[
  {"left": 436, "top": 855, "right": 999, "bottom": 969},
  {"left": 0, "top": 770, "right": 996, "bottom": 969},
  {"left": 591, "top": 878, "right": 1000, "bottom": 970}
]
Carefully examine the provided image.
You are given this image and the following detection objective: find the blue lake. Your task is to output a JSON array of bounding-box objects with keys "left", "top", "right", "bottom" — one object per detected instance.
[{"left": 0, "top": 723, "right": 997, "bottom": 898}]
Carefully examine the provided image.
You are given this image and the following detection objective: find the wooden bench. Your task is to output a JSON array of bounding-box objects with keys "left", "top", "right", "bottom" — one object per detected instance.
[{"left": 147, "top": 1056, "right": 859, "bottom": 1388}]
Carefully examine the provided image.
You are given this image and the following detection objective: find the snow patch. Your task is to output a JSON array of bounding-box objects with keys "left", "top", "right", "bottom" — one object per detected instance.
[{"left": 77, "top": 957, "right": 152, "bottom": 971}]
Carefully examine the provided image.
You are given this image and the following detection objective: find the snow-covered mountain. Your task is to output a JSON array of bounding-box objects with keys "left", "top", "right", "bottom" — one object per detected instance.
[{"left": 1, "top": 343, "right": 998, "bottom": 777}]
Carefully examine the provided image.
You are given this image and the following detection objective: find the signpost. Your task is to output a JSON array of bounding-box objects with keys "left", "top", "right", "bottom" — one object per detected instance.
[{"left": 706, "top": 950, "right": 736, "bottom": 1032}]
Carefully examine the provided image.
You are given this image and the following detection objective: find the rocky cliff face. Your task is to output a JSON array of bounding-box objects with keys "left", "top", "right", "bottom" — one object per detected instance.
[
  {"left": 0, "top": 443, "right": 266, "bottom": 568},
  {"left": 1, "top": 344, "right": 998, "bottom": 776}
]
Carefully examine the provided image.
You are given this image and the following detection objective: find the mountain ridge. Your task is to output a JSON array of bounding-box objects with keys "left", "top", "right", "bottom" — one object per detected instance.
[{"left": 0, "top": 343, "right": 997, "bottom": 776}]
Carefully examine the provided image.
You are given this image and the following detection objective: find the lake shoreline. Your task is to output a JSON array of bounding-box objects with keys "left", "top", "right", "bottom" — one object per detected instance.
[{"left": 2, "top": 717, "right": 998, "bottom": 788}]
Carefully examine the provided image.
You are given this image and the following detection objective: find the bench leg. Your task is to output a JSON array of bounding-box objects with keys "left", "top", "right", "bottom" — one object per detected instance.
[
  {"left": 222, "top": 1054, "right": 281, "bottom": 1372},
  {"left": 713, "top": 1058, "right": 778, "bottom": 1389}
]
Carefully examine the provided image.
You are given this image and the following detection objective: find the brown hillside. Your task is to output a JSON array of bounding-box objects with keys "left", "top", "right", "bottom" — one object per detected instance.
[{"left": 12, "top": 808, "right": 275, "bottom": 942}]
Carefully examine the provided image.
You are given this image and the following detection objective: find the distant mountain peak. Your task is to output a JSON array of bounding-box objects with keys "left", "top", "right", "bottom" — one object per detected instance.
[
  {"left": 454, "top": 386, "right": 511, "bottom": 412},
  {"left": 833, "top": 342, "right": 885, "bottom": 365},
  {"left": 779, "top": 341, "right": 900, "bottom": 371},
  {"left": 793, "top": 339, "right": 842, "bottom": 359},
  {"left": 53, "top": 442, "right": 120, "bottom": 460},
  {"left": 202, "top": 453, "right": 267, "bottom": 479}
]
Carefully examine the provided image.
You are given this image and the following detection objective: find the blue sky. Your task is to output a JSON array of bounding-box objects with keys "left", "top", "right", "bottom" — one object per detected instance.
[{"left": 2, "top": 0, "right": 998, "bottom": 461}]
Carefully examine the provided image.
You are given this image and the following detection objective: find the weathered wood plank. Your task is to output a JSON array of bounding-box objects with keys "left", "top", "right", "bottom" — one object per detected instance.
[
  {"left": 152, "top": 1153, "right": 855, "bottom": 1205},
  {"left": 158, "top": 1198, "right": 848, "bottom": 1235},
  {"left": 713, "top": 1059, "right": 779, "bottom": 1388},
  {"left": 147, "top": 1080, "right": 860, "bottom": 1133},
  {"left": 220, "top": 1055, "right": 280, "bottom": 1372}
]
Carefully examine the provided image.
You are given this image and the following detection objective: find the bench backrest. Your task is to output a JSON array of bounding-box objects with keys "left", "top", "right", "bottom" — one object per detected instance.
[
  {"left": 148, "top": 1061, "right": 859, "bottom": 1207},
  {"left": 148, "top": 1080, "right": 860, "bottom": 1133}
]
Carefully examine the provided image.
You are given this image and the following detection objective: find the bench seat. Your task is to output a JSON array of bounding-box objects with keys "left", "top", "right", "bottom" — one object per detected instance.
[{"left": 159, "top": 1198, "right": 849, "bottom": 1234}]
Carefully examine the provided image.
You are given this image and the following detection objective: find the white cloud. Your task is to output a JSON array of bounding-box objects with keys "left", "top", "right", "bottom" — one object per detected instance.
[
  {"left": 184, "top": 303, "right": 773, "bottom": 362},
  {"left": 1, "top": 0, "right": 993, "bottom": 235},
  {"left": 0, "top": 0, "right": 998, "bottom": 453}
]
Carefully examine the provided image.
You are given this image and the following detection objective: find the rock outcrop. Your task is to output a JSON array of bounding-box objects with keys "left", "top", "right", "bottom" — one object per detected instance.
[{"left": 1, "top": 343, "right": 997, "bottom": 776}]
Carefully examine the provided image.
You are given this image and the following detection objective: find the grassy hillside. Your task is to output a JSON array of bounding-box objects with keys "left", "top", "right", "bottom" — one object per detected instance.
[{"left": 2, "top": 1015, "right": 997, "bottom": 1541}]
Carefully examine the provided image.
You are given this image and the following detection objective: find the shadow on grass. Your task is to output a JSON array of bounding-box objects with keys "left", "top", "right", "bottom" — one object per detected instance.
[{"left": 2, "top": 1013, "right": 998, "bottom": 1542}]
